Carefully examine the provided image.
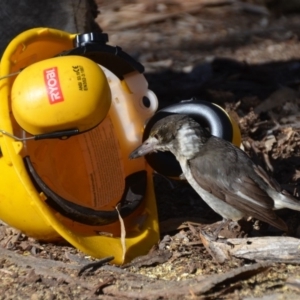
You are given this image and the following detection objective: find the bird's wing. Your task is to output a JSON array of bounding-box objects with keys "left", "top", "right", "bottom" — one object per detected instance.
[
  {"left": 252, "top": 164, "right": 282, "bottom": 192},
  {"left": 189, "top": 147, "right": 287, "bottom": 231},
  {"left": 228, "top": 176, "right": 287, "bottom": 231}
]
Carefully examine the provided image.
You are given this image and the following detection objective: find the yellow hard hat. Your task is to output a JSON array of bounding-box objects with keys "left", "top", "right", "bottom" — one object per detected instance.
[{"left": 0, "top": 28, "right": 159, "bottom": 264}]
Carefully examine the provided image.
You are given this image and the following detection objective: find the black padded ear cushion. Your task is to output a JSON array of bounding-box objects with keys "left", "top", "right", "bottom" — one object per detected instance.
[{"left": 143, "top": 99, "right": 233, "bottom": 177}]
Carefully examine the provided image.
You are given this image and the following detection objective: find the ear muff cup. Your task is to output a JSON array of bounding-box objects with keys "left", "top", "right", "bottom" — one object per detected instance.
[{"left": 143, "top": 99, "right": 240, "bottom": 178}]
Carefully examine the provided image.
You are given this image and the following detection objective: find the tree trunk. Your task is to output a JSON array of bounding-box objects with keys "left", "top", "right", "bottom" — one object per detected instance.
[{"left": 0, "top": 0, "right": 100, "bottom": 55}]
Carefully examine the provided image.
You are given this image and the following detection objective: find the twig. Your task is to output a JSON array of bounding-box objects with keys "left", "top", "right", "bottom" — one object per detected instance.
[
  {"left": 78, "top": 256, "right": 114, "bottom": 276},
  {"left": 262, "top": 152, "right": 274, "bottom": 172},
  {"left": 93, "top": 276, "right": 116, "bottom": 295}
]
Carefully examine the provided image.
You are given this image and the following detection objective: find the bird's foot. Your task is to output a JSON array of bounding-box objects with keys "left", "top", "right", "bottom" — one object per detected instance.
[
  {"left": 202, "top": 219, "right": 244, "bottom": 241},
  {"left": 199, "top": 227, "right": 235, "bottom": 250},
  {"left": 212, "top": 219, "right": 231, "bottom": 239},
  {"left": 201, "top": 219, "right": 230, "bottom": 241}
]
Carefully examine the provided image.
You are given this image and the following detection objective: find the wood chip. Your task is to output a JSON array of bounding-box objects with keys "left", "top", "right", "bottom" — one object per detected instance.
[
  {"left": 122, "top": 249, "right": 172, "bottom": 268},
  {"left": 254, "top": 87, "right": 298, "bottom": 114}
]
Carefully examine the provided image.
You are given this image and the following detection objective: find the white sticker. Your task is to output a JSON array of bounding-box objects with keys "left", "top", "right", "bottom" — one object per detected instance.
[{"left": 78, "top": 117, "right": 125, "bottom": 208}]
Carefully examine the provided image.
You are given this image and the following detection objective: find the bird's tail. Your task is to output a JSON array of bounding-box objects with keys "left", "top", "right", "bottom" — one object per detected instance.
[{"left": 272, "top": 191, "right": 300, "bottom": 211}]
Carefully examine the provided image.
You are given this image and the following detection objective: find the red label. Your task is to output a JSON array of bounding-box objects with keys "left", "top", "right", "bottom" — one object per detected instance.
[{"left": 43, "top": 67, "right": 64, "bottom": 104}]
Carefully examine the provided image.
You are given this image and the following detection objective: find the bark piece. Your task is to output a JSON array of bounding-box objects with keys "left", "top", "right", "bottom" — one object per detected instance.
[{"left": 207, "top": 236, "right": 300, "bottom": 263}]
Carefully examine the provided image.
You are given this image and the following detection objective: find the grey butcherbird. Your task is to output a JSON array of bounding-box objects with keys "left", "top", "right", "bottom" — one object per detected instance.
[{"left": 130, "top": 114, "right": 300, "bottom": 232}]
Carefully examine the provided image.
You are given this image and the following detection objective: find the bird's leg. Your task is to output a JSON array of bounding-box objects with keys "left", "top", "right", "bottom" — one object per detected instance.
[
  {"left": 179, "top": 173, "right": 186, "bottom": 180},
  {"left": 211, "top": 219, "right": 241, "bottom": 247},
  {"left": 201, "top": 219, "right": 231, "bottom": 241}
]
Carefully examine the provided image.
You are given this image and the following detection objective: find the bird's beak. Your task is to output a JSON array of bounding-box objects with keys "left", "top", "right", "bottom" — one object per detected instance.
[{"left": 129, "top": 137, "right": 159, "bottom": 159}]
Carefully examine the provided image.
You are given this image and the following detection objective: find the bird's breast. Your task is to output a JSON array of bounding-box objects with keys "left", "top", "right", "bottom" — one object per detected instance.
[{"left": 176, "top": 126, "right": 201, "bottom": 159}]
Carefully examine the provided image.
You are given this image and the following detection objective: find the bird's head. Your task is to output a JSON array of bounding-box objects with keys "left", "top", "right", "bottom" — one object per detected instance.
[{"left": 129, "top": 114, "right": 210, "bottom": 160}]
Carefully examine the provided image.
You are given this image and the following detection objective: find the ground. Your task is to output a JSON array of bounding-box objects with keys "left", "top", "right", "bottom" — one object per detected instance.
[{"left": 2, "top": 0, "right": 300, "bottom": 299}]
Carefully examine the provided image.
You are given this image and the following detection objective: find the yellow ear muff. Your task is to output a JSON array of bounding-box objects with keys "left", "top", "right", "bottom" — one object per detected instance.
[{"left": 11, "top": 55, "right": 111, "bottom": 135}]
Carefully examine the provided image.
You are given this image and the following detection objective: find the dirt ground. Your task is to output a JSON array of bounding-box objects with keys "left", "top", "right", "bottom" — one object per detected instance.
[{"left": 2, "top": 0, "right": 300, "bottom": 299}]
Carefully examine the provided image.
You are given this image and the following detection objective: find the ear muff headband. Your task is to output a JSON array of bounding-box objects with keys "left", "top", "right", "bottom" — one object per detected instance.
[
  {"left": 59, "top": 32, "right": 144, "bottom": 79},
  {"left": 143, "top": 99, "right": 235, "bottom": 177}
]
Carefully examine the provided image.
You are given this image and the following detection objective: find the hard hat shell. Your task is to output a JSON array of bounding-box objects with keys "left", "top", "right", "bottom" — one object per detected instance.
[{"left": 0, "top": 28, "right": 159, "bottom": 264}]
